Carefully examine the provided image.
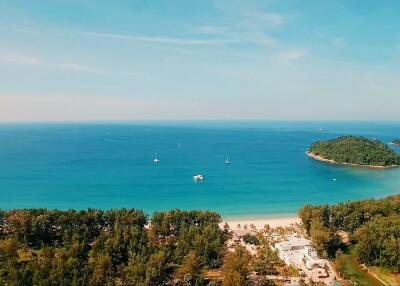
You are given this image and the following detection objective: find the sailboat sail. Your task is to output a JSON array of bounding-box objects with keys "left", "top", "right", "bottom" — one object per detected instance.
[
  {"left": 154, "top": 153, "right": 160, "bottom": 163},
  {"left": 225, "top": 156, "right": 230, "bottom": 164}
]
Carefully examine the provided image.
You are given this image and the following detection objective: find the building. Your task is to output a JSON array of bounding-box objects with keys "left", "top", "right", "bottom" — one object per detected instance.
[
  {"left": 274, "top": 236, "right": 327, "bottom": 270},
  {"left": 231, "top": 229, "right": 255, "bottom": 243},
  {"left": 275, "top": 236, "right": 311, "bottom": 251}
]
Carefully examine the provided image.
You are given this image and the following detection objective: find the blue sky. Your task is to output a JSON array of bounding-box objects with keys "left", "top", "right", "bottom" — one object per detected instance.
[{"left": 0, "top": 0, "right": 399, "bottom": 121}]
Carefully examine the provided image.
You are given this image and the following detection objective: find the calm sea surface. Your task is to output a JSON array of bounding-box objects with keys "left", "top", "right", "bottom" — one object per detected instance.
[{"left": 0, "top": 121, "right": 399, "bottom": 219}]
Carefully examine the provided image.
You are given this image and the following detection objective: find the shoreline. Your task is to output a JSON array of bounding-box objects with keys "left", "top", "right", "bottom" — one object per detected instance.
[
  {"left": 220, "top": 215, "right": 301, "bottom": 230},
  {"left": 306, "top": 151, "right": 399, "bottom": 169}
]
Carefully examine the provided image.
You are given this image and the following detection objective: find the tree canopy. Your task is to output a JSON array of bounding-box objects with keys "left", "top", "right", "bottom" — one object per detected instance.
[
  {"left": 308, "top": 135, "right": 400, "bottom": 166},
  {"left": 299, "top": 195, "right": 400, "bottom": 272},
  {"left": 0, "top": 208, "right": 226, "bottom": 286},
  {"left": 355, "top": 215, "right": 400, "bottom": 272},
  {"left": 222, "top": 246, "right": 251, "bottom": 286}
]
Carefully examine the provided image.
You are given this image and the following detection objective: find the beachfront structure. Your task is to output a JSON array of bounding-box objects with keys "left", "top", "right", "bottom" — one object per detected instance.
[
  {"left": 275, "top": 236, "right": 311, "bottom": 268},
  {"left": 275, "top": 237, "right": 311, "bottom": 251},
  {"left": 274, "top": 236, "right": 327, "bottom": 270},
  {"left": 231, "top": 229, "right": 255, "bottom": 243}
]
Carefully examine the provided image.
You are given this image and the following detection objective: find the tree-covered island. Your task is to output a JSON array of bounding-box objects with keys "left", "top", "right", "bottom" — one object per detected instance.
[{"left": 307, "top": 135, "right": 400, "bottom": 168}]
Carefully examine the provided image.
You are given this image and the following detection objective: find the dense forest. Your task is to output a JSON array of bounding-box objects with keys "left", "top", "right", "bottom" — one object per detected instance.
[
  {"left": 2, "top": 195, "right": 400, "bottom": 285},
  {"left": 299, "top": 195, "right": 400, "bottom": 272},
  {"left": 0, "top": 208, "right": 287, "bottom": 286},
  {"left": 308, "top": 135, "right": 400, "bottom": 166},
  {"left": 0, "top": 209, "right": 228, "bottom": 286}
]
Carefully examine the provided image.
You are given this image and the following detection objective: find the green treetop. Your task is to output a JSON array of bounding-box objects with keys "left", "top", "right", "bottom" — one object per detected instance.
[{"left": 309, "top": 135, "right": 400, "bottom": 166}]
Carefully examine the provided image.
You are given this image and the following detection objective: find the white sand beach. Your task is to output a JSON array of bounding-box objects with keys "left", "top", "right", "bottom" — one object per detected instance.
[{"left": 221, "top": 216, "right": 301, "bottom": 230}]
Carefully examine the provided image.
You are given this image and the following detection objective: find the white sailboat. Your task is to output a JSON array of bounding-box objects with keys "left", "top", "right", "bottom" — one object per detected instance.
[
  {"left": 154, "top": 153, "right": 160, "bottom": 163},
  {"left": 225, "top": 155, "right": 230, "bottom": 165}
]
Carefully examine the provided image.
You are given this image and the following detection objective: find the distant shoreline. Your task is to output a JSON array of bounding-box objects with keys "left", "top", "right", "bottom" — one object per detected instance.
[{"left": 306, "top": 151, "right": 399, "bottom": 169}]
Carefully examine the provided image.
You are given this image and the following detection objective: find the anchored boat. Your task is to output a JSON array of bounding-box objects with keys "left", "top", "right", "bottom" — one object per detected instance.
[{"left": 193, "top": 174, "right": 204, "bottom": 181}]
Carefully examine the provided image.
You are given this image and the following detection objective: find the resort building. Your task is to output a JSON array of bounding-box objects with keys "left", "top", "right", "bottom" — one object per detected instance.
[
  {"left": 273, "top": 235, "right": 337, "bottom": 285},
  {"left": 274, "top": 236, "right": 327, "bottom": 270}
]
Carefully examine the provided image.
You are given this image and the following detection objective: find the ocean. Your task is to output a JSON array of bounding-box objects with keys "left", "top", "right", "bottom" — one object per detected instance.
[{"left": 0, "top": 121, "right": 399, "bottom": 219}]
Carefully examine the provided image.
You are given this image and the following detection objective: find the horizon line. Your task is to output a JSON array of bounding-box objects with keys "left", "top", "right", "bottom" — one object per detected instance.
[{"left": 0, "top": 119, "right": 399, "bottom": 124}]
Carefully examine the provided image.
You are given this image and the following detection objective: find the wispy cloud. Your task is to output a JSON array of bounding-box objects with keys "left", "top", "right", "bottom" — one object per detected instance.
[
  {"left": 212, "top": 0, "right": 285, "bottom": 28},
  {"left": 198, "top": 26, "right": 227, "bottom": 34},
  {"left": 244, "top": 11, "right": 285, "bottom": 27},
  {"left": 198, "top": 1, "right": 285, "bottom": 48},
  {"left": 0, "top": 53, "right": 42, "bottom": 65},
  {"left": 245, "top": 32, "right": 277, "bottom": 47},
  {"left": 71, "top": 30, "right": 236, "bottom": 46},
  {"left": 196, "top": 26, "right": 277, "bottom": 47},
  {"left": 0, "top": 52, "right": 157, "bottom": 81},
  {"left": 7, "top": 26, "right": 238, "bottom": 46},
  {"left": 9, "top": 24, "right": 277, "bottom": 50},
  {"left": 56, "top": 63, "right": 100, "bottom": 73},
  {"left": 68, "top": 28, "right": 280, "bottom": 49},
  {"left": 277, "top": 49, "right": 307, "bottom": 62},
  {"left": 332, "top": 37, "right": 347, "bottom": 48},
  {"left": 0, "top": 52, "right": 101, "bottom": 73}
]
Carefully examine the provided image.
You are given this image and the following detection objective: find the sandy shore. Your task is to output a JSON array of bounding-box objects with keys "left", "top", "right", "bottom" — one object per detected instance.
[
  {"left": 306, "top": 151, "right": 398, "bottom": 169},
  {"left": 220, "top": 216, "right": 301, "bottom": 230}
]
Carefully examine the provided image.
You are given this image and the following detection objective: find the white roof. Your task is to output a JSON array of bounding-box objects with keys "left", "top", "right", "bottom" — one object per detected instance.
[
  {"left": 309, "top": 258, "right": 326, "bottom": 264},
  {"left": 276, "top": 236, "right": 311, "bottom": 250}
]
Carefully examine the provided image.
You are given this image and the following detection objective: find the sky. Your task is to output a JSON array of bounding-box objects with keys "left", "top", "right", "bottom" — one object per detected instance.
[{"left": 0, "top": 0, "right": 400, "bottom": 122}]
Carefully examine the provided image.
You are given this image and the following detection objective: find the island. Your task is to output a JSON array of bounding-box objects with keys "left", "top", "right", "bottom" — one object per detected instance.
[
  {"left": 307, "top": 135, "right": 400, "bottom": 168},
  {"left": 393, "top": 138, "right": 400, "bottom": 146}
]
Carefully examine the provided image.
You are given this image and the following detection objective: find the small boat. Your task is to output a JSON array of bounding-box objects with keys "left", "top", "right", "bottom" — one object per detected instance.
[
  {"left": 225, "top": 156, "right": 230, "bottom": 165},
  {"left": 154, "top": 153, "right": 160, "bottom": 163},
  {"left": 333, "top": 178, "right": 337, "bottom": 182},
  {"left": 193, "top": 174, "right": 204, "bottom": 181},
  {"left": 316, "top": 128, "right": 326, "bottom": 132}
]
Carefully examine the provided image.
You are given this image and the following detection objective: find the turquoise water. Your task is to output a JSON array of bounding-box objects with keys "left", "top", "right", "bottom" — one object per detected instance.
[{"left": 0, "top": 121, "right": 399, "bottom": 218}]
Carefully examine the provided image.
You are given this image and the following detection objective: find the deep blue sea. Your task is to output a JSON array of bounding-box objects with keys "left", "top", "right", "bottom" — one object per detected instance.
[{"left": 0, "top": 121, "right": 399, "bottom": 219}]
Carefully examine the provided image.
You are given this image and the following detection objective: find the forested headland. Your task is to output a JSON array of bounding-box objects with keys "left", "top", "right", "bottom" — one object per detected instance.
[
  {"left": 299, "top": 195, "right": 400, "bottom": 275},
  {"left": 308, "top": 136, "right": 400, "bottom": 167}
]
